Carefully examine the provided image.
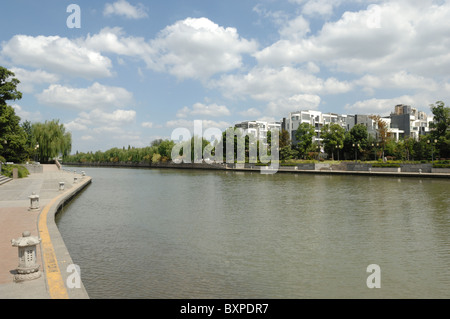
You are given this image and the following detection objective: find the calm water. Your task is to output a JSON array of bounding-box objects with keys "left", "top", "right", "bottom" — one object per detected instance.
[{"left": 56, "top": 167, "right": 450, "bottom": 299}]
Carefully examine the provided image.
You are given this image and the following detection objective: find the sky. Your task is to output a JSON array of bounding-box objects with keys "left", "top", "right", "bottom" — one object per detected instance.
[{"left": 1, "top": 0, "right": 450, "bottom": 153}]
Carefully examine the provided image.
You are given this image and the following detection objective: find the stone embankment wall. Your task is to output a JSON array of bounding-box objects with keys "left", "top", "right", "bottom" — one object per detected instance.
[{"left": 62, "top": 161, "right": 450, "bottom": 175}]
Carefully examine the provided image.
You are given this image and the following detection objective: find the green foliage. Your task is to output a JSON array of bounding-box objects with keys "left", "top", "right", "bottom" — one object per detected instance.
[
  {"left": 0, "top": 104, "right": 27, "bottom": 162},
  {"left": 63, "top": 139, "right": 174, "bottom": 164},
  {"left": 0, "top": 66, "right": 22, "bottom": 105},
  {"left": 32, "top": 120, "right": 72, "bottom": 163},
  {"left": 295, "top": 123, "right": 316, "bottom": 159},
  {"left": 1, "top": 164, "right": 30, "bottom": 178},
  {"left": 321, "top": 123, "right": 345, "bottom": 159}
]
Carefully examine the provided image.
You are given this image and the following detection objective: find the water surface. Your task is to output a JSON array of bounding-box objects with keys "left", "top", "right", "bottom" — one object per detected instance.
[{"left": 56, "top": 167, "right": 450, "bottom": 298}]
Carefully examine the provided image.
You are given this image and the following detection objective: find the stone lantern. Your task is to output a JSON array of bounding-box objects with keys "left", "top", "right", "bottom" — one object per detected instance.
[
  {"left": 29, "top": 192, "right": 39, "bottom": 210},
  {"left": 11, "top": 231, "right": 41, "bottom": 282},
  {"left": 59, "top": 181, "right": 65, "bottom": 191}
]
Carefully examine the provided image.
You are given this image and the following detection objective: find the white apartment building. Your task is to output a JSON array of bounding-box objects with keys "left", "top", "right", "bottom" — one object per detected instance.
[
  {"left": 234, "top": 120, "right": 281, "bottom": 143},
  {"left": 285, "top": 110, "right": 352, "bottom": 145}
]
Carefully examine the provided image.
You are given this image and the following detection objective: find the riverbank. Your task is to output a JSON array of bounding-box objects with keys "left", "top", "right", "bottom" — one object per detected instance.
[
  {"left": 63, "top": 161, "right": 450, "bottom": 179},
  {"left": 0, "top": 164, "right": 91, "bottom": 299}
]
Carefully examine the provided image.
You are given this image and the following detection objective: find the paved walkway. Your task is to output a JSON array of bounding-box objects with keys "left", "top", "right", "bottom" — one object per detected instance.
[{"left": 0, "top": 165, "right": 90, "bottom": 299}]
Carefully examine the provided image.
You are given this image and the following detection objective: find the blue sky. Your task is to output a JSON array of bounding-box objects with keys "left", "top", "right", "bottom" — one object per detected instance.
[{"left": 1, "top": 0, "right": 450, "bottom": 153}]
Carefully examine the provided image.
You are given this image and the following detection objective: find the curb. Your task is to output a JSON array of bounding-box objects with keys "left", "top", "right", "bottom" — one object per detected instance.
[{"left": 37, "top": 176, "right": 92, "bottom": 299}]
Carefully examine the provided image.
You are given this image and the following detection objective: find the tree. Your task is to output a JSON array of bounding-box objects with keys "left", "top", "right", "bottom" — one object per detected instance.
[
  {"left": 344, "top": 124, "right": 368, "bottom": 160},
  {"left": 321, "top": 123, "right": 345, "bottom": 160},
  {"left": 0, "top": 67, "right": 22, "bottom": 105},
  {"left": 429, "top": 101, "right": 450, "bottom": 158},
  {"left": 370, "top": 115, "right": 390, "bottom": 159},
  {"left": 32, "top": 120, "right": 72, "bottom": 163},
  {"left": 430, "top": 101, "right": 450, "bottom": 140},
  {"left": 157, "top": 140, "right": 175, "bottom": 160},
  {"left": 279, "top": 129, "right": 296, "bottom": 161},
  {"left": 0, "top": 104, "right": 27, "bottom": 162},
  {"left": 295, "top": 123, "right": 315, "bottom": 159},
  {"left": 0, "top": 67, "right": 26, "bottom": 162}
]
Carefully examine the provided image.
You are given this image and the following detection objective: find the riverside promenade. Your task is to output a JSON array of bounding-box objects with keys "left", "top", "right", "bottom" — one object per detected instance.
[{"left": 0, "top": 164, "right": 91, "bottom": 299}]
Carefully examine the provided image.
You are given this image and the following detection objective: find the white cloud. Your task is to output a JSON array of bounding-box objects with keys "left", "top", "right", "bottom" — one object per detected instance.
[
  {"left": 82, "top": 27, "right": 155, "bottom": 66},
  {"left": 166, "top": 119, "right": 231, "bottom": 130},
  {"left": 65, "top": 120, "right": 88, "bottom": 131},
  {"left": 354, "top": 71, "right": 440, "bottom": 92},
  {"left": 266, "top": 94, "right": 321, "bottom": 117},
  {"left": 36, "top": 82, "right": 134, "bottom": 111},
  {"left": 344, "top": 92, "right": 440, "bottom": 116},
  {"left": 81, "top": 135, "right": 93, "bottom": 141},
  {"left": 255, "top": 1, "right": 450, "bottom": 78},
  {"left": 65, "top": 109, "right": 137, "bottom": 134},
  {"left": 212, "top": 66, "right": 352, "bottom": 101},
  {"left": 149, "top": 17, "right": 258, "bottom": 80},
  {"left": 79, "top": 109, "right": 136, "bottom": 125},
  {"left": 10, "top": 68, "right": 59, "bottom": 93},
  {"left": 238, "top": 108, "right": 262, "bottom": 118},
  {"left": 103, "top": 0, "right": 148, "bottom": 19},
  {"left": 176, "top": 102, "right": 231, "bottom": 118},
  {"left": 141, "top": 122, "right": 153, "bottom": 128},
  {"left": 11, "top": 104, "right": 42, "bottom": 122},
  {"left": 1, "top": 35, "right": 112, "bottom": 79}
]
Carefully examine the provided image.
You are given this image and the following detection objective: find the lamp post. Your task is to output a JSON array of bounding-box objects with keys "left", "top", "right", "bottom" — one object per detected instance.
[
  {"left": 34, "top": 144, "right": 39, "bottom": 163},
  {"left": 353, "top": 143, "right": 359, "bottom": 163},
  {"left": 427, "top": 139, "right": 438, "bottom": 163},
  {"left": 372, "top": 143, "right": 379, "bottom": 161}
]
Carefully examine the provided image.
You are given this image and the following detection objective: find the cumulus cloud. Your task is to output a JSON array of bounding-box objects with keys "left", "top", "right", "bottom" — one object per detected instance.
[
  {"left": 1, "top": 35, "right": 112, "bottom": 79},
  {"left": 149, "top": 17, "right": 258, "bottom": 80},
  {"left": 176, "top": 102, "right": 231, "bottom": 118},
  {"left": 79, "top": 109, "right": 136, "bottom": 125},
  {"left": 266, "top": 94, "right": 321, "bottom": 117},
  {"left": 10, "top": 68, "right": 59, "bottom": 93},
  {"left": 255, "top": 1, "right": 450, "bottom": 78},
  {"left": 103, "top": 0, "right": 148, "bottom": 19},
  {"left": 36, "top": 82, "right": 134, "bottom": 111},
  {"left": 82, "top": 27, "right": 155, "bottom": 65},
  {"left": 166, "top": 119, "right": 231, "bottom": 130},
  {"left": 344, "top": 92, "right": 440, "bottom": 116},
  {"left": 212, "top": 66, "right": 352, "bottom": 101},
  {"left": 238, "top": 108, "right": 262, "bottom": 118},
  {"left": 11, "top": 104, "right": 42, "bottom": 122},
  {"left": 141, "top": 122, "right": 153, "bottom": 128}
]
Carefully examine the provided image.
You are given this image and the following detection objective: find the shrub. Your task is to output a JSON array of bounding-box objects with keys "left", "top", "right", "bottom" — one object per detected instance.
[{"left": 1, "top": 164, "right": 30, "bottom": 178}]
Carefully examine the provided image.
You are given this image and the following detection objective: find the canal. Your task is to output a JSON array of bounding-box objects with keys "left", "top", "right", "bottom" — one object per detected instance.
[{"left": 56, "top": 167, "right": 450, "bottom": 298}]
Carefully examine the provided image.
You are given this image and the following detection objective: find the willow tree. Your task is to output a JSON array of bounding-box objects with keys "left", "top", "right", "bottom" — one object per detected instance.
[{"left": 32, "top": 120, "right": 72, "bottom": 163}]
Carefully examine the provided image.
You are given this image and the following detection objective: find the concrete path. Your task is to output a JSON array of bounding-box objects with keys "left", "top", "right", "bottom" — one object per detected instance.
[{"left": 0, "top": 164, "right": 90, "bottom": 299}]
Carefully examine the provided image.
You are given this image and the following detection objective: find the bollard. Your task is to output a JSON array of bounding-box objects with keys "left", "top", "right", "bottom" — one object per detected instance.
[
  {"left": 11, "top": 231, "right": 42, "bottom": 282},
  {"left": 419, "top": 169, "right": 422, "bottom": 174},
  {"left": 74, "top": 176, "right": 78, "bottom": 184},
  {"left": 59, "top": 181, "right": 65, "bottom": 191},
  {"left": 28, "top": 192, "right": 40, "bottom": 210}
]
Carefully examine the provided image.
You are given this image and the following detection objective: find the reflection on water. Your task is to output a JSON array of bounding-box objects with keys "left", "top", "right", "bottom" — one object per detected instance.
[{"left": 56, "top": 167, "right": 450, "bottom": 299}]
